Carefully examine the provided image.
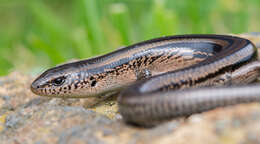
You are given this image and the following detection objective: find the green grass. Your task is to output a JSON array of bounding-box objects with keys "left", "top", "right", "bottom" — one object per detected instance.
[{"left": 0, "top": 0, "right": 260, "bottom": 75}]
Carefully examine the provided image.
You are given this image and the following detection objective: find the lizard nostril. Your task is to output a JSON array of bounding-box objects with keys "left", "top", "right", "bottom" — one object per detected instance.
[
  {"left": 31, "top": 84, "right": 37, "bottom": 94},
  {"left": 31, "top": 80, "right": 41, "bottom": 91}
]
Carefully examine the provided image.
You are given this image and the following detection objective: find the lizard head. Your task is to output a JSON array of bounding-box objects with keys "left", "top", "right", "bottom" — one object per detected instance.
[{"left": 31, "top": 60, "right": 105, "bottom": 98}]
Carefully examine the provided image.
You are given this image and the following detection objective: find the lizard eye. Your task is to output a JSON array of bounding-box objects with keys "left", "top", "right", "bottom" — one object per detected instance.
[{"left": 52, "top": 76, "right": 66, "bottom": 86}]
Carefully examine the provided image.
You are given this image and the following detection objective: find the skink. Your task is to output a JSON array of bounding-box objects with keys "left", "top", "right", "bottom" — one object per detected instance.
[{"left": 31, "top": 34, "right": 260, "bottom": 126}]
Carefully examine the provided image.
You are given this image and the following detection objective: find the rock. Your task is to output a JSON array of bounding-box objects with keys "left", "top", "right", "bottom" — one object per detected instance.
[{"left": 1, "top": 34, "right": 260, "bottom": 144}]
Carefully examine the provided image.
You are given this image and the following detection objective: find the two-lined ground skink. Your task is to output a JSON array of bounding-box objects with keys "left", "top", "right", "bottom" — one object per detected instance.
[{"left": 31, "top": 34, "right": 260, "bottom": 126}]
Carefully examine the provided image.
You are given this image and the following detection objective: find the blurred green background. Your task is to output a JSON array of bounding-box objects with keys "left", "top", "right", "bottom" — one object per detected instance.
[{"left": 0, "top": 0, "right": 260, "bottom": 76}]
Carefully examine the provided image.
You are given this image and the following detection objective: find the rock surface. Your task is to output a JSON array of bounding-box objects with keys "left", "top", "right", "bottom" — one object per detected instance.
[{"left": 1, "top": 34, "right": 260, "bottom": 144}]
